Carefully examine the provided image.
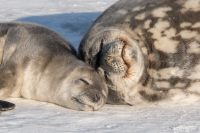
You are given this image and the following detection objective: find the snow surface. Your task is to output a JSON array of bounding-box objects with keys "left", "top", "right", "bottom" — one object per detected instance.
[{"left": 1, "top": 0, "right": 200, "bottom": 133}]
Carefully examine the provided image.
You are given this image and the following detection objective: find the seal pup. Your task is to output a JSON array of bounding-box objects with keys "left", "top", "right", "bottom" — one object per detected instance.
[
  {"left": 78, "top": 0, "right": 200, "bottom": 105},
  {"left": 0, "top": 22, "right": 108, "bottom": 112}
]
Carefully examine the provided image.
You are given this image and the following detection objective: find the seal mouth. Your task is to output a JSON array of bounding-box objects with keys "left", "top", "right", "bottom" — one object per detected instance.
[
  {"left": 71, "top": 96, "right": 94, "bottom": 111},
  {"left": 71, "top": 91, "right": 105, "bottom": 111},
  {"left": 121, "top": 41, "right": 136, "bottom": 79}
]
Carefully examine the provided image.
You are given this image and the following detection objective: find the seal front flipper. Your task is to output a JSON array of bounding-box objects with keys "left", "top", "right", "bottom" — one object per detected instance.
[{"left": 0, "top": 100, "right": 15, "bottom": 111}]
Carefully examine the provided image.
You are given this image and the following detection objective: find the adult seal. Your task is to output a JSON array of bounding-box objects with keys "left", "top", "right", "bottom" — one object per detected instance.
[
  {"left": 78, "top": 0, "right": 200, "bottom": 105},
  {"left": 0, "top": 22, "right": 108, "bottom": 112}
]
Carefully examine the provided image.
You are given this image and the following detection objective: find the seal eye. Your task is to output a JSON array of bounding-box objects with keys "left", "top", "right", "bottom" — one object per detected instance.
[
  {"left": 76, "top": 77, "right": 92, "bottom": 85},
  {"left": 79, "top": 78, "right": 90, "bottom": 85}
]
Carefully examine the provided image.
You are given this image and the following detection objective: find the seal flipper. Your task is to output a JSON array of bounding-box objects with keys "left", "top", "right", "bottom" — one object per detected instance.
[{"left": 0, "top": 100, "right": 15, "bottom": 111}]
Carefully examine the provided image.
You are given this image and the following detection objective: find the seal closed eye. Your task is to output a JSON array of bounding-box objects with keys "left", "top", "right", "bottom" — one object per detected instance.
[
  {"left": 78, "top": 78, "right": 91, "bottom": 85},
  {"left": 0, "top": 22, "right": 108, "bottom": 113}
]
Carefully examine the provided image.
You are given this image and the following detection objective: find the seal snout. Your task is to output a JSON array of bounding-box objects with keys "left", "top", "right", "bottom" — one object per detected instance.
[
  {"left": 100, "top": 41, "right": 128, "bottom": 75},
  {"left": 98, "top": 37, "right": 144, "bottom": 105},
  {"left": 93, "top": 93, "right": 101, "bottom": 102},
  {"left": 72, "top": 90, "right": 105, "bottom": 111},
  {"left": 99, "top": 37, "right": 144, "bottom": 80}
]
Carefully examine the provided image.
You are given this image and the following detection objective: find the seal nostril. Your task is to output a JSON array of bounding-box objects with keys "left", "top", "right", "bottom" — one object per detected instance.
[
  {"left": 89, "top": 93, "right": 101, "bottom": 103},
  {"left": 94, "top": 94, "right": 100, "bottom": 102}
]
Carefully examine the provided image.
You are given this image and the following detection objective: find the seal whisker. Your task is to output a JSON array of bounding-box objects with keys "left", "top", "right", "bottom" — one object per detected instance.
[{"left": 122, "top": 71, "right": 137, "bottom": 83}]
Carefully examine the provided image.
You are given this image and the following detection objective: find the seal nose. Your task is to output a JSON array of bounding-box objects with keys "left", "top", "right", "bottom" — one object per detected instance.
[
  {"left": 91, "top": 93, "right": 101, "bottom": 103},
  {"left": 100, "top": 41, "right": 127, "bottom": 74},
  {"left": 72, "top": 89, "right": 106, "bottom": 111},
  {"left": 83, "top": 90, "right": 103, "bottom": 103}
]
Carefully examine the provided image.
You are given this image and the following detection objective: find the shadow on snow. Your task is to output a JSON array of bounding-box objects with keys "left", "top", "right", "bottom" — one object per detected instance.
[{"left": 16, "top": 12, "right": 101, "bottom": 49}]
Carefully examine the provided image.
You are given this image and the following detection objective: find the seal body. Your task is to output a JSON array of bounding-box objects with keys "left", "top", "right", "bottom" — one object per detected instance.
[
  {"left": 0, "top": 22, "right": 108, "bottom": 111},
  {"left": 78, "top": 0, "right": 200, "bottom": 105}
]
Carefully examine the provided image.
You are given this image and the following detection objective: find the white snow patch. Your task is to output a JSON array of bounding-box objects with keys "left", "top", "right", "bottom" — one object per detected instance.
[{"left": 2, "top": 98, "right": 200, "bottom": 133}]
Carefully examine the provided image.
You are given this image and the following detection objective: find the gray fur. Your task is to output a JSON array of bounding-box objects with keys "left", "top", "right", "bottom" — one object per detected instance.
[
  {"left": 78, "top": 0, "right": 200, "bottom": 105},
  {"left": 0, "top": 22, "right": 108, "bottom": 111}
]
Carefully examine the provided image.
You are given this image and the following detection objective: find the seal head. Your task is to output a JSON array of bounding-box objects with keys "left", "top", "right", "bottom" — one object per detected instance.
[
  {"left": 59, "top": 66, "right": 108, "bottom": 111},
  {"left": 79, "top": 30, "right": 144, "bottom": 104}
]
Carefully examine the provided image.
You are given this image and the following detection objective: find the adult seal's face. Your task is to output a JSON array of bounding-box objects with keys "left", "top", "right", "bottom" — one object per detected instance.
[
  {"left": 59, "top": 66, "right": 108, "bottom": 111},
  {"left": 100, "top": 34, "right": 144, "bottom": 103},
  {"left": 79, "top": 30, "right": 144, "bottom": 104}
]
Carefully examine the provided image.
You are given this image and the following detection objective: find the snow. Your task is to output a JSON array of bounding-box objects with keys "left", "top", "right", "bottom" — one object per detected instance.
[
  {"left": 2, "top": 99, "right": 200, "bottom": 133},
  {"left": 1, "top": 0, "right": 200, "bottom": 133},
  {"left": 0, "top": 0, "right": 116, "bottom": 50}
]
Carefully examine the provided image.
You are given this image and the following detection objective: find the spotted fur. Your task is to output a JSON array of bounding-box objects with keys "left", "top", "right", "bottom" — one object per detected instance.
[{"left": 78, "top": 0, "right": 200, "bottom": 105}]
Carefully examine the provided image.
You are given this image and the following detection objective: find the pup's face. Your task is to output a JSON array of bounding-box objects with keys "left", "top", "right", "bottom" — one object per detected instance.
[{"left": 60, "top": 67, "right": 108, "bottom": 111}]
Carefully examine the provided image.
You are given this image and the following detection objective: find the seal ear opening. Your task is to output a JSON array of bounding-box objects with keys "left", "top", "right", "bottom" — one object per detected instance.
[{"left": 0, "top": 100, "right": 15, "bottom": 111}]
